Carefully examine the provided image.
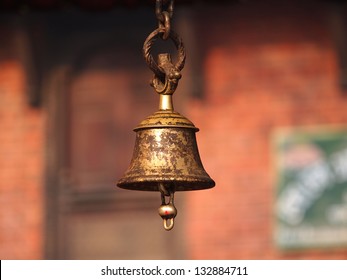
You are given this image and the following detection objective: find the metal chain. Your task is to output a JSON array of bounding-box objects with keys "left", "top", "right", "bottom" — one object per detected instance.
[
  {"left": 156, "top": 1, "right": 174, "bottom": 25},
  {"left": 156, "top": 0, "right": 174, "bottom": 21},
  {"left": 143, "top": 0, "right": 185, "bottom": 81},
  {"left": 156, "top": 0, "right": 174, "bottom": 40}
]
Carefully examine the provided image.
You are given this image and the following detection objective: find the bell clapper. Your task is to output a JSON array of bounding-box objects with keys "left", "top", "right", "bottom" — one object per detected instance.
[{"left": 158, "top": 184, "right": 177, "bottom": 231}]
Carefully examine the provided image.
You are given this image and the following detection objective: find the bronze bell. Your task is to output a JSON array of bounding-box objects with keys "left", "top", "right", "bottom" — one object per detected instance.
[
  {"left": 117, "top": 53, "right": 215, "bottom": 230},
  {"left": 117, "top": 101, "right": 215, "bottom": 193},
  {"left": 117, "top": 107, "right": 215, "bottom": 229},
  {"left": 117, "top": 0, "right": 216, "bottom": 230}
]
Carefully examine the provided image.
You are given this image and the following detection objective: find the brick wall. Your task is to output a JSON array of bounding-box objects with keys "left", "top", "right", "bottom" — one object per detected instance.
[
  {"left": 0, "top": 58, "right": 45, "bottom": 259},
  {"left": 185, "top": 1, "right": 347, "bottom": 259},
  {"left": 1, "top": 0, "right": 347, "bottom": 259}
]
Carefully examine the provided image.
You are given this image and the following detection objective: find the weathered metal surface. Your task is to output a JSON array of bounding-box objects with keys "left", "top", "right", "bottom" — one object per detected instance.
[{"left": 117, "top": 110, "right": 215, "bottom": 192}]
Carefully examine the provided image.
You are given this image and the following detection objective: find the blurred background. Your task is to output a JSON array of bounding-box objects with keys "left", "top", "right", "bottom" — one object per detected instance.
[{"left": 1, "top": 0, "right": 347, "bottom": 259}]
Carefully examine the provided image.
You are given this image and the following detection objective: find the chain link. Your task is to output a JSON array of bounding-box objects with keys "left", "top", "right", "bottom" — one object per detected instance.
[
  {"left": 155, "top": 0, "right": 174, "bottom": 40},
  {"left": 156, "top": 0, "right": 174, "bottom": 22},
  {"left": 143, "top": 0, "right": 185, "bottom": 82},
  {"left": 143, "top": 27, "right": 185, "bottom": 79}
]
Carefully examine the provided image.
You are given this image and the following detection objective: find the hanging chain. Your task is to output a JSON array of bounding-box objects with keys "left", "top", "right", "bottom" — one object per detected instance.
[
  {"left": 143, "top": 0, "right": 186, "bottom": 94},
  {"left": 156, "top": 0, "right": 174, "bottom": 22},
  {"left": 156, "top": 0, "right": 174, "bottom": 40}
]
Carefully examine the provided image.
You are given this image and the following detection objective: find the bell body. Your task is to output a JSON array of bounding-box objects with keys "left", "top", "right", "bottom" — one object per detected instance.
[{"left": 117, "top": 110, "right": 215, "bottom": 192}]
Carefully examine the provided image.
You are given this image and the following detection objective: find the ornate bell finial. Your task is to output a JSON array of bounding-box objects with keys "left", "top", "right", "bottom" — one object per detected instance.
[{"left": 117, "top": 0, "right": 215, "bottom": 230}]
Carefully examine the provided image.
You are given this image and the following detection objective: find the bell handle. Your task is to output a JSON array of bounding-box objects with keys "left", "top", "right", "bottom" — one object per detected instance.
[{"left": 143, "top": 27, "right": 186, "bottom": 81}]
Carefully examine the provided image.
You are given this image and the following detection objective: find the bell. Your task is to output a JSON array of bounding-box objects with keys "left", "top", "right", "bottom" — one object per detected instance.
[
  {"left": 117, "top": 109, "right": 215, "bottom": 192},
  {"left": 117, "top": 51, "right": 215, "bottom": 230},
  {"left": 117, "top": 52, "right": 214, "bottom": 192}
]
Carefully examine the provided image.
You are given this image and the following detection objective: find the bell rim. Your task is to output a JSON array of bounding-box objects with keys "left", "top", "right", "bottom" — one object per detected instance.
[{"left": 117, "top": 177, "right": 216, "bottom": 191}]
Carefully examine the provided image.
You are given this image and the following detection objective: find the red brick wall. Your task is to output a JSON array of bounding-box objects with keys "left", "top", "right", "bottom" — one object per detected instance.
[
  {"left": 1, "top": 0, "right": 347, "bottom": 260},
  {"left": 0, "top": 60, "right": 45, "bottom": 259},
  {"left": 185, "top": 1, "right": 347, "bottom": 259}
]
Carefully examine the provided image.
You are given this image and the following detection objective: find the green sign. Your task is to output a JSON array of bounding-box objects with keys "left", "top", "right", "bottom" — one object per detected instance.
[{"left": 274, "top": 127, "right": 347, "bottom": 248}]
